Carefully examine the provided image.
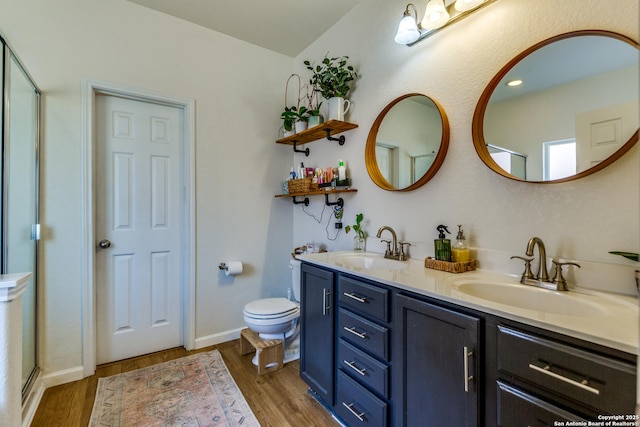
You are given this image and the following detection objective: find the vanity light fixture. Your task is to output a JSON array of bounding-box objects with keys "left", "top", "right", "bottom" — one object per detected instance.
[{"left": 395, "top": 0, "right": 497, "bottom": 46}]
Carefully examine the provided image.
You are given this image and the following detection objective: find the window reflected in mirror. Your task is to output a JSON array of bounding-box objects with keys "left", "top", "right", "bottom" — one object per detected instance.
[
  {"left": 473, "top": 30, "right": 639, "bottom": 183},
  {"left": 366, "top": 93, "right": 449, "bottom": 191}
]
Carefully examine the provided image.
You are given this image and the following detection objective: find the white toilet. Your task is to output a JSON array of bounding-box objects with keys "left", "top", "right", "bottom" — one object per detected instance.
[{"left": 243, "top": 258, "right": 302, "bottom": 363}]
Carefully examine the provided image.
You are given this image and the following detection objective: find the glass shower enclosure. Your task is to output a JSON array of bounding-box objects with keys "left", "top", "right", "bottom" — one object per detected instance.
[{"left": 1, "top": 35, "right": 41, "bottom": 400}]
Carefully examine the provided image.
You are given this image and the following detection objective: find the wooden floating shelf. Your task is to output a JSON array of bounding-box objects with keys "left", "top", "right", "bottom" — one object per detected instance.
[
  {"left": 274, "top": 188, "right": 357, "bottom": 198},
  {"left": 276, "top": 120, "right": 358, "bottom": 146}
]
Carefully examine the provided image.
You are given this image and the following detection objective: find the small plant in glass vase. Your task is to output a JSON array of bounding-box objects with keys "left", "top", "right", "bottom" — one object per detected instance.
[{"left": 345, "top": 213, "right": 366, "bottom": 251}]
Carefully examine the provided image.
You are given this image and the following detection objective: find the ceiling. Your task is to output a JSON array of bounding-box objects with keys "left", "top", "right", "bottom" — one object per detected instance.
[{"left": 127, "top": 0, "right": 362, "bottom": 57}]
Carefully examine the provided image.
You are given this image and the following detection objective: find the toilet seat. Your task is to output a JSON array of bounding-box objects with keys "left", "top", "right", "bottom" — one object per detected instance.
[{"left": 243, "top": 298, "right": 299, "bottom": 325}]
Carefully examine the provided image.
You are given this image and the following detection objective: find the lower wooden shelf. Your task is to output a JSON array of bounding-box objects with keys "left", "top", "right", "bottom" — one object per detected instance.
[{"left": 275, "top": 188, "right": 357, "bottom": 207}]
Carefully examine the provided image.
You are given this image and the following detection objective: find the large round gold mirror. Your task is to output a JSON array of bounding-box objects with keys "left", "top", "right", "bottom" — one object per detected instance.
[
  {"left": 472, "top": 30, "right": 639, "bottom": 183},
  {"left": 366, "top": 93, "right": 450, "bottom": 191}
]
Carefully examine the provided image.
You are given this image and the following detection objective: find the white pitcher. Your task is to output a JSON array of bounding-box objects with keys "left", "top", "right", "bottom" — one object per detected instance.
[{"left": 327, "top": 97, "right": 351, "bottom": 121}]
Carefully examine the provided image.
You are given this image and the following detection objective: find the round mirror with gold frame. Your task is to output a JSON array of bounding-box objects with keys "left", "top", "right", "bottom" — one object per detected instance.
[
  {"left": 366, "top": 93, "right": 450, "bottom": 191},
  {"left": 472, "top": 30, "right": 639, "bottom": 183}
]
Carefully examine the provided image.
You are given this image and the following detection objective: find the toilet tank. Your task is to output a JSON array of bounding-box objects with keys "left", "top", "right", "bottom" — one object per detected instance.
[{"left": 290, "top": 258, "right": 302, "bottom": 302}]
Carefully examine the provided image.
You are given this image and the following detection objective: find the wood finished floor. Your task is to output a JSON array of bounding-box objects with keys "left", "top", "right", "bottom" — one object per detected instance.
[{"left": 31, "top": 340, "right": 340, "bottom": 427}]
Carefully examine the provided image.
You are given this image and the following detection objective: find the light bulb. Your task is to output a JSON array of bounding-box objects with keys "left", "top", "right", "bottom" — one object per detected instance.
[
  {"left": 421, "top": 0, "right": 450, "bottom": 30},
  {"left": 394, "top": 13, "right": 420, "bottom": 44},
  {"left": 454, "top": 0, "right": 485, "bottom": 12}
]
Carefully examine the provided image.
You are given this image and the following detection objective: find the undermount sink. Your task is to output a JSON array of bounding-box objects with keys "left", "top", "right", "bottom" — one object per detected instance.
[
  {"left": 332, "top": 253, "right": 408, "bottom": 271},
  {"left": 451, "top": 280, "right": 610, "bottom": 317}
]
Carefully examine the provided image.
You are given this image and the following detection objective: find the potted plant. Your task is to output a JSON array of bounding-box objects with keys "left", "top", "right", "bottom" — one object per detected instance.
[
  {"left": 307, "top": 101, "right": 323, "bottom": 128},
  {"left": 280, "top": 106, "right": 298, "bottom": 137},
  {"left": 345, "top": 213, "right": 366, "bottom": 251},
  {"left": 304, "top": 55, "right": 358, "bottom": 121}
]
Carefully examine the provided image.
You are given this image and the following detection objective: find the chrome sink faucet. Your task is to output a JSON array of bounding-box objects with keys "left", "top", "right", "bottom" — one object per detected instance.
[
  {"left": 376, "top": 226, "right": 410, "bottom": 261},
  {"left": 511, "top": 237, "right": 580, "bottom": 291}
]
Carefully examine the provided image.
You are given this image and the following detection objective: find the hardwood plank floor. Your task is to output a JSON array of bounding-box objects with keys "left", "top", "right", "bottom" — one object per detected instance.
[{"left": 31, "top": 340, "right": 340, "bottom": 427}]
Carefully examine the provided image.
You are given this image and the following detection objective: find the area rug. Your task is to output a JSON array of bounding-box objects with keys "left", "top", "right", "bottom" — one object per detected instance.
[{"left": 89, "top": 350, "right": 260, "bottom": 427}]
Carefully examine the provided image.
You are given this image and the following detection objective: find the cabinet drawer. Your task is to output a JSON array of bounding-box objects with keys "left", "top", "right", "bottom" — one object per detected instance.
[
  {"left": 339, "top": 308, "right": 389, "bottom": 360},
  {"left": 338, "top": 339, "right": 390, "bottom": 398},
  {"left": 336, "top": 370, "right": 388, "bottom": 427},
  {"left": 497, "top": 381, "right": 586, "bottom": 426},
  {"left": 497, "top": 326, "right": 636, "bottom": 415},
  {"left": 339, "top": 276, "right": 389, "bottom": 321}
]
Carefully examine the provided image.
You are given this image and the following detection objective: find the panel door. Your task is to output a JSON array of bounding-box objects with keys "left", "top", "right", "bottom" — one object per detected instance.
[
  {"left": 95, "top": 94, "right": 183, "bottom": 364},
  {"left": 300, "top": 263, "right": 335, "bottom": 406},
  {"left": 393, "top": 293, "right": 481, "bottom": 427}
]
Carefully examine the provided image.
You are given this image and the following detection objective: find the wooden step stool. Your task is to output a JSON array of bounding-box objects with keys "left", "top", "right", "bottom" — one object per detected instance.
[{"left": 239, "top": 328, "right": 284, "bottom": 375}]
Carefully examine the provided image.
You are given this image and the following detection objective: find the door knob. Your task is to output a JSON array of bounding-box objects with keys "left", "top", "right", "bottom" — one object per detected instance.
[{"left": 98, "top": 239, "right": 111, "bottom": 249}]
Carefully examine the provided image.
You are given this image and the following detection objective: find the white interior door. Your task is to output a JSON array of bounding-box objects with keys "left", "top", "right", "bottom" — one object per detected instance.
[
  {"left": 95, "top": 94, "right": 183, "bottom": 364},
  {"left": 575, "top": 100, "right": 639, "bottom": 172}
]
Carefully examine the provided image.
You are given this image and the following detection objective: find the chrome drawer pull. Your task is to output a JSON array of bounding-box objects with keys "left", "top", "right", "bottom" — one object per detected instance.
[
  {"left": 343, "top": 292, "right": 367, "bottom": 303},
  {"left": 343, "top": 326, "right": 367, "bottom": 339},
  {"left": 342, "top": 402, "right": 366, "bottom": 422},
  {"left": 344, "top": 360, "right": 367, "bottom": 376},
  {"left": 528, "top": 363, "right": 600, "bottom": 395},
  {"left": 463, "top": 346, "right": 474, "bottom": 392}
]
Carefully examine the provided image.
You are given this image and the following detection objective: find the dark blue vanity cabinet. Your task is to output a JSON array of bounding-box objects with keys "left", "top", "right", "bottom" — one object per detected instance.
[
  {"left": 393, "top": 293, "right": 481, "bottom": 427},
  {"left": 335, "top": 275, "right": 392, "bottom": 426},
  {"left": 300, "top": 262, "right": 637, "bottom": 427},
  {"left": 300, "top": 263, "right": 336, "bottom": 406}
]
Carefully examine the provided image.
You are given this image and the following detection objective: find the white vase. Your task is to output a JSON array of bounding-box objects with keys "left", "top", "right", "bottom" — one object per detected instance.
[
  {"left": 294, "top": 121, "right": 308, "bottom": 133},
  {"left": 327, "top": 97, "right": 351, "bottom": 121}
]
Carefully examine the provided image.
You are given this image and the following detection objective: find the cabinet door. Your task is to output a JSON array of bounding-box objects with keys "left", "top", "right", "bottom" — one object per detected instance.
[
  {"left": 300, "top": 263, "right": 335, "bottom": 406},
  {"left": 393, "top": 293, "right": 480, "bottom": 427}
]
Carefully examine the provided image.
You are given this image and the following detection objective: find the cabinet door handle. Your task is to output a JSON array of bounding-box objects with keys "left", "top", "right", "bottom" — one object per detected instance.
[
  {"left": 343, "top": 326, "right": 367, "bottom": 339},
  {"left": 528, "top": 363, "right": 600, "bottom": 395},
  {"left": 343, "top": 292, "right": 367, "bottom": 303},
  {"left": 463, "top": 346, "right": 474, "bottom": 392},
  {"left": 342, "top": 402, "right": 366, "bottom": 422},
  {"left": 322, "top": 289, "right": 330, "bottom": 316},
  {"left": 344, "top": 360, "right": 367, "bottom": 376}
]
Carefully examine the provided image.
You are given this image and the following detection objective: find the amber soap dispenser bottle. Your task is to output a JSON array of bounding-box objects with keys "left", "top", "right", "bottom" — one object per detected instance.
[
  {"left": 452, "top": 224, "right": 470, "bottom": 263},
  {"left": 434, "top": 225, "right": 452, "bottom": 262}
]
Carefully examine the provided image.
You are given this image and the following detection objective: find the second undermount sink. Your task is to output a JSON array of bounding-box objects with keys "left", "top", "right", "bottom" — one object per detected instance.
[
  {"left": 332, "top": 253, "right": 408, "bottom": 271},
  {"left": 451, "top": 280, "right": 613, "bottom": 317}
]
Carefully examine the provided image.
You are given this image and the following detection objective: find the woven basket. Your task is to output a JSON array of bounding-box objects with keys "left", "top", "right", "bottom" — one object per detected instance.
[
  {"left": 424, "top": 257, "right": 476, "bottom": 273},
  {"left": 287, "top": 178, "right": 311, "bottom": 193}
]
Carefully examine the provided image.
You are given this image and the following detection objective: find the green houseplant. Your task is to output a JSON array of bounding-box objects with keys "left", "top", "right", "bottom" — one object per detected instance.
[
  {"left": 345, "top": 213, "right": 366, "bottom": 251},
  {"left": 304, "top": 55, "right": 358, "bottom": 99}
]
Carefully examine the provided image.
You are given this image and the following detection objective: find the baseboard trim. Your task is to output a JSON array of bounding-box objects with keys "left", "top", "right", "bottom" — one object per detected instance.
[
  {"left": 22, "top": 376, "right": 44, "bottom": 427},
  {"left": 40, "top": 365, "right": 84, "bottom": 389},
  {"left": 195, "top": 328, "right": 244, "bottom": 349}
]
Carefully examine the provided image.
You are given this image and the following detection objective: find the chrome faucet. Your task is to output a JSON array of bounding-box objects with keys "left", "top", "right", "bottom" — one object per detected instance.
[{"left": 511, "top": 236, "right": 580, "bottom": 291}]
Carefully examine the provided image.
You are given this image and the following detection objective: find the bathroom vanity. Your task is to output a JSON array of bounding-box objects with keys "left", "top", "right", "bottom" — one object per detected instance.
[{"left": 298, "top": 252, "right": 638, "bottom": 427}]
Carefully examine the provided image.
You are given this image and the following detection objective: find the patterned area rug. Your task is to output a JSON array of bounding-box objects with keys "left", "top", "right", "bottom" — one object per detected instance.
[{"left": 89, "top": 350, "right": 260, "bottom": 426}]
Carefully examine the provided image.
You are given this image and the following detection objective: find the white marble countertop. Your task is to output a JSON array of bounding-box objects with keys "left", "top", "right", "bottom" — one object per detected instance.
[{"left": 297, "top": 251, "right": 639, "bottom": 355}]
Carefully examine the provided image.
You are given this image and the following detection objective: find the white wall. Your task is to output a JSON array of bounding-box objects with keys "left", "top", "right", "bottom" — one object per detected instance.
[
  {"left": 292, "top": 0, "right": 639, "bottom": 292},
  {"left": 0, "top": 0, "right": 294, "bottom": 375}
]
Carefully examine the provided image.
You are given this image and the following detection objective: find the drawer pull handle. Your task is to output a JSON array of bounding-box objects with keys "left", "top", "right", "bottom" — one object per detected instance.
[
  {"left": 528, "top": 363, "right": 600, "bottom": 395},
  {"left": 322, "top": 289, "right": 330, "bottom": 316},
  {"left": 343, "top": 292, "right": 368, "bottom": 303},
  {"left": 342, "top": 402, "right": 366, "bottom": 422},
  {"left": 344, "top": 360, "right": 367, "bottom": 376},
  {"left": 463, "top": 346, "right": 474, "bottom": 392},
  {"left": 343, "top": 326, "right": 367, "bottom": 339}
]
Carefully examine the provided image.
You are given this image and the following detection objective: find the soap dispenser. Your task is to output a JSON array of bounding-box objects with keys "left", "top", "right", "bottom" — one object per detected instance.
[
  {"left": 435, "top": 225, "right": 452, "bottom": 262},
  {"left": 452, "top": 225, "right": 470, "bottom": 263}
]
